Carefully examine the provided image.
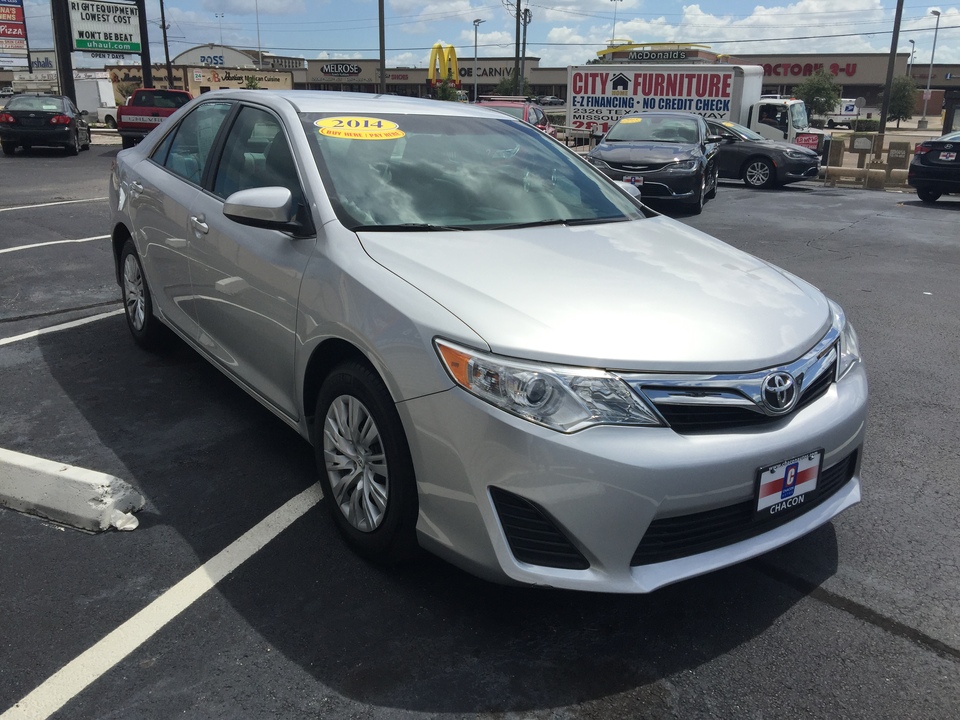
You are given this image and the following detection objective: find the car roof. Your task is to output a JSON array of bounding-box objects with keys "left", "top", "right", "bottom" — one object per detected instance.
[{"left": 187, "top": 89, "right": 521, "bottom": 122}]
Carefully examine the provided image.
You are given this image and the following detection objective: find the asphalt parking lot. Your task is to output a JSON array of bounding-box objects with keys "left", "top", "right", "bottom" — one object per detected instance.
[{"left": 1, "top": 139, "right": 958, "bottom": 719}]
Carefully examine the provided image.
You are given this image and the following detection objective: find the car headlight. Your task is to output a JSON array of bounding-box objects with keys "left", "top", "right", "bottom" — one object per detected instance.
[
  {"left": 830, "top": 301, "right": 861, "bottom": 380},
  {"left": 585, "top": 156, "right": 610, "bottom": 169},
  {"left": 435, "top": 340, "right": 662, "bottom": 433},
  {"left": 784, "top": 149, "right": 814, "bottom": 160},
  {"left": 665, "top": 159, "right": 698, "bottom": 172}
]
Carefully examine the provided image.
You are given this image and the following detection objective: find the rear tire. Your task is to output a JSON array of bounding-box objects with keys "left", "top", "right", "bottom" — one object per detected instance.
[
  {"left": 1, "top": 141, "right": 14, "bottom": 156},
  {"left": 120, "top": 240, "right": 171, "bottom": 352},
  {"left": 917, "top": 188, "right": 941, "bottom": 203},
  {"left": 314, "top": 361, "right": 419, "bottom": 564},
  {"left": 66, "top": 130, "right": 80, "bottom": 156}
]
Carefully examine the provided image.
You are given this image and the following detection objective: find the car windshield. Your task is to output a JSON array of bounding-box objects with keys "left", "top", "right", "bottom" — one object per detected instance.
[
  {"left": 790, "top": 102, "right": 809, "bottom": 130},
  {"left": 937, "top": 131, "right": 960, "bottom": 142},
  {"left": 302, "top": 113, "right": 645, "bottom": 231},
  {"left": 486, "top": 105, "right": 524, "bottom": 120},
  {"left": 6, "top": 96, "right": 65, "bottom": 112},
  {"left": 717, "top": 120, "right": 765, "bottom": 141},
  {"left": 605, "top": 116, "right": 701, "bottom": 144}
]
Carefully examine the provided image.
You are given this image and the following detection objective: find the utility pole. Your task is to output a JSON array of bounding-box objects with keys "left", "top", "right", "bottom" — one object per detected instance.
[
  {"left": 877, "top": 0, "right": 904, "bottom": 137},
  {"left": 136, "top": 0, "right": 153, "bottom": 88},
  {"left": 379, "top": 0, "right": 386, "bottom": 94},
  {"left": 514, "top": 1, "right": 521, "bottom": 94},
  {"left": 160, "top": 0, "right": 173, "bottom": 88},
  {"left": 520, "top": 8, "right": 531, "bottom": 97},
  {"left": 50, "top": 0, "right": 75, "bottom": 102}
]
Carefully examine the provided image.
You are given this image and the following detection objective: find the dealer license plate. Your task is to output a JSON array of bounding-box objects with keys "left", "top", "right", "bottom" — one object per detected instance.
[
  {"left": 756, "top": 450, "right": 822, "bottom": 517},
  {"left": 622, "top": 176, "right": 644, "bottom": 186},
  {"left": 939, "top": 151, "right": 957, "bottom": 162}
]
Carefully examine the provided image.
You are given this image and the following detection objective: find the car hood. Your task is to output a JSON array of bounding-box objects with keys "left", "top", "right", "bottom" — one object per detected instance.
[
  {"left": 357, "top": 217, "right": 831, "bottom": 372},
  {"left": 590, "top": 141, "right": 699, "bottom": 164}
]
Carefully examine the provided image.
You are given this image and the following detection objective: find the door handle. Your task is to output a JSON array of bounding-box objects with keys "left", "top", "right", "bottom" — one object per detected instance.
[
  {"left": 129, "top": 181, "right": 143, "bottom": 197},
  {"left": 190, "top": 215, "right": 209, "bottom": 235}
]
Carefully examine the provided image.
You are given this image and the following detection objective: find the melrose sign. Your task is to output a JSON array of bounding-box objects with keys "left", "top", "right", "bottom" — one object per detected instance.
[{"left": 69, "top": 0, "right": 141, "bottom": 53}]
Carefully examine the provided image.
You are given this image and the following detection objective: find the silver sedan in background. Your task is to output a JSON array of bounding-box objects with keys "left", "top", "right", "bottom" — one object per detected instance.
[{"left": 109, "top": 90, "right": 867, "bottom": 593}]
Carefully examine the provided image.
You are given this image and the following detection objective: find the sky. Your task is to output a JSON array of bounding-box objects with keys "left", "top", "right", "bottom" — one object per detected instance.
[{"left": 20, "top": 1, "right": 960, "bottom": 69}]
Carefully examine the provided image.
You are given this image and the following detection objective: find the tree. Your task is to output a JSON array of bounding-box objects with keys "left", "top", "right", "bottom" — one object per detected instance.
[
  {"left": 492, "top": 76, "right": 532, "bottom": 97},
  {"left": 792, "top": 68, "right": 842, "bottom": 118},
  {"left": 880, "top": 75, "right": 918, "bottom": 128},
  {"left": 244, "top": 76, "right": 261, "bottom": 89},
  {"left": 434, "top": 70, "right": 460, "bottom": 102}
]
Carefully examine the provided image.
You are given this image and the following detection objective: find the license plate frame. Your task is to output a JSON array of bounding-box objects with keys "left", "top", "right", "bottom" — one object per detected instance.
[
  {"left": 622, "top": 175, "right": 644, "bottom": 187},
  {"left": 755, "top": 449, "right": 823, "bottom": 518},
  {"left": 939, "top": 151, "right": 957, "bottom": 162}
]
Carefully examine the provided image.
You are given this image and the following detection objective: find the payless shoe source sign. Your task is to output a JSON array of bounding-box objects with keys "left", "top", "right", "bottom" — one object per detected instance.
[{"left": 68, "top": 0, "right": 141, "bottom": 53}]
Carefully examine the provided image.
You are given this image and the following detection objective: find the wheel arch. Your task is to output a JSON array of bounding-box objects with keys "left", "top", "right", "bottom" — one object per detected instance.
[
  {"left": 302, "top": 338, "right": 381, "bottom": 445},
  {"left": 739, "top": 153, "right": 777, "bottom": 178},
  {"left": 111, "top": 223, "right": 133, "bottom": 285}
]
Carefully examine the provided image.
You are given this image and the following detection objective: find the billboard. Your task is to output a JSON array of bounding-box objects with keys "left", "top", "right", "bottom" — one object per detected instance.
[
  {"left": 0, "top": 0, "right": 27, "bottom": 66},
  {"left": 69, "top": 0, "right": 141, "bottom": 53}
]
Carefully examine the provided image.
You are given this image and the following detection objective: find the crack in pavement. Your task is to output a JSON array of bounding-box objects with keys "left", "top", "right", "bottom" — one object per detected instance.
[{"left": 755, "top": 560, "right": 960, "bottom": 664}]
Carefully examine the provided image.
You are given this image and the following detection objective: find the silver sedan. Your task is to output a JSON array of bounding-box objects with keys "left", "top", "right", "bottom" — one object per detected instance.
[{"left": 109, "top": 90, "right": 867, "bottom": 593}]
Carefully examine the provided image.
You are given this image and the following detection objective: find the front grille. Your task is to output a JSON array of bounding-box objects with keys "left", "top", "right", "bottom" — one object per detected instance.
[
  {"left": 608, "top": 161, "right": 670, "bottom": 172},
  {"left": 490, "top": 487, "right": 589, "bottom": 570},
  {"left": 631, "top": 449, "right": 858, "bottom": 566}
]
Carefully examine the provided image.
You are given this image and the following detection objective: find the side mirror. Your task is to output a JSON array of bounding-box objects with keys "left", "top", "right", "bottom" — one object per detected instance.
[
  {"left": 80, "top": 110, "right": 89, "bottom": 116},
  {"left": 223, "top": 186, "right": 298, "bottom": 231},
  {"left": 706, "top": 134, "right": 725, "bottom": 144}
]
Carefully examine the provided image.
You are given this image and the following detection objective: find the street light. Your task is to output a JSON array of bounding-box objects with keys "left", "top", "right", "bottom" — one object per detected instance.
[
  {"left": 907, "top": 39, "right": 915, "bottom": 77},
  {"left": 920, "top": 9, "right": 941, "bottom": 126},
  {"left": 215, "top": 12, "right": 224, "bottom": 54},
  {"left": 610, "top": 0, "right": 623, "bottom": 45},
  {"left": 473, "top": 18, "right": 485, "bottom": 102}
]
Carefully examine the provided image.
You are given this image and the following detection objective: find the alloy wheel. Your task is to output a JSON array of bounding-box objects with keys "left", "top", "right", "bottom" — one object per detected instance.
[
  {"left": 122, "top": 252, "right": 146, "bottom": 331},
  {"left": 323, "top": 394, "right": 389, "bottom": 532}
]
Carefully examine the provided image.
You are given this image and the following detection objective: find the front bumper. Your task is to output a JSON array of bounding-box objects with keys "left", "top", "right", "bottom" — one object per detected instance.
[
  {"left": 595, "top": 166, "right": 701, "bottom": 202},
  {"left": 399, "top": 362, "right": 867, "bottom": 593},
  {"left": 779, "top": 157, "right": 821, "bottom": 183}
]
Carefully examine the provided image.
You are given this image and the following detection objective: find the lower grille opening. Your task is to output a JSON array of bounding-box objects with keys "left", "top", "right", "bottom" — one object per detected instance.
[
  {"left": 631, "top": 449, "right": 858, "bottom": 566},
  {"left": 490, "top": 487, "right": 590, "bottom": 570}
]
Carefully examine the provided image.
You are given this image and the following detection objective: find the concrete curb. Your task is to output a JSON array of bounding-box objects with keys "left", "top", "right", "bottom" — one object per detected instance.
[{"left": 0, "top": 448, "right": 145, "bottom": 532}]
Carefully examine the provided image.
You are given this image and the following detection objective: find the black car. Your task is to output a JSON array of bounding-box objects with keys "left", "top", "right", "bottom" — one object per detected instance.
[
  {"left": 908, "top": 131, "right": 960, "bottom": 203},
  {"left": 585, "top": 111, "right": 721, "bottom": 214},
  {"left": 706, "top": 119, "right": 820, "bottom": 189},
  {"left": 0, "top": 94, "right": 91, "bottom": 156}
]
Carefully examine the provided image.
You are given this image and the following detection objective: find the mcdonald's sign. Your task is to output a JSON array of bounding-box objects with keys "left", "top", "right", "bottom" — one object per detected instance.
[{"left": 427, "top": 43, "right": 460, "bottom": 88}]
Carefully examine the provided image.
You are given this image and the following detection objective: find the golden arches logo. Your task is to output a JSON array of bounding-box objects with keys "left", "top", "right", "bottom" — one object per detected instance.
[{"left": 427, "top": 43, "right": 460, "bottom": 87}]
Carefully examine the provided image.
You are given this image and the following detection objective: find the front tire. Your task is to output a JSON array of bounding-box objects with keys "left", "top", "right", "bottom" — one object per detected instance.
[
  {"left": 120, "top": 240, "right": 170, "bottom": 352},
  {"left": 917, "top": 188, "right": 941, "bottom": 203},
  {"left": 685, "top": 172, "right": 706, "bottom": 215},
  {"left": 743, "top": 157, "right": 775, "bottom": 189},
  {"left": 315, "top": 361, "right": 419, "bottom": 564},
  {"left": 705, "top": 166, "right": 718, "bottom": 200}
]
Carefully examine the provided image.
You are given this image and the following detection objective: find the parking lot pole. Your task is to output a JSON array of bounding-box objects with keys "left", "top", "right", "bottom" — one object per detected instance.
[
  {"left": 136, "top": 0, "right": 153, "bottom": 88},
  {"left": 50, "top": 0, "right": 76, "bottom": 104}
]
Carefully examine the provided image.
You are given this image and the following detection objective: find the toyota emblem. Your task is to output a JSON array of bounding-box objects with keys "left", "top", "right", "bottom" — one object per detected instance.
[{"left": 761, "top": 372, "right": 799, "bottom": 414}]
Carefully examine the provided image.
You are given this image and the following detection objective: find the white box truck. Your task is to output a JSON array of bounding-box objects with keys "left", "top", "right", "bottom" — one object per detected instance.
[
  {"left": 567, "top": 64, "right": 821, "bottom": 149},
  {"left": 75, "top": 78, "right": 118, "bottom": 128}
]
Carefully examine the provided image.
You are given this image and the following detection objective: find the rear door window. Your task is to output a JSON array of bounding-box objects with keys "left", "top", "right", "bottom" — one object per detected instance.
[{"left": 158, "top": 102, "right": 232, "bottom": 185}]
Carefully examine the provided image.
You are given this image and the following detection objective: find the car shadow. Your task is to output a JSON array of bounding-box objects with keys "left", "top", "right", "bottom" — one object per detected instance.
[{"left": 32, "top": 317, "right": 843, "bottom": 714}]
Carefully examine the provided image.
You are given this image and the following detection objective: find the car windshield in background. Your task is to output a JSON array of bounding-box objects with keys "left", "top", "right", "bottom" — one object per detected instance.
[
  {"left": 605, "top": 116, "right": 700, "bottom": 144},
  {"left": 719, "top": 120, "right": 766, "bottom": 141},
  {"left": 486, "top": 105, "right": 525, "bottom": 120},
  {"left": 301, "top": 113, "right": 644, "bottom": 231},
  {"left": 5, "top": 96, "right": 65, "bottom": 112}
]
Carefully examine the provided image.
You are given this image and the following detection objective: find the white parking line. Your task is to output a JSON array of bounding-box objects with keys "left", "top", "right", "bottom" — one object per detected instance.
[
  {"left": 0, "top": 482, "right": 323, "bottom": 720},
  {"left": 0, "top": 198, "right": 109, "bottom": 213},
  {"left": 0, "top": 309, "right": 124, "bottom": 347},
  {"left": 0, "top": 235, "right": 110, "bottom": 255}
]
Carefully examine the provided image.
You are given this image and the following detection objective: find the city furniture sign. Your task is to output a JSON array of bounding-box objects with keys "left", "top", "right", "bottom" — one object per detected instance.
[
  {"left": 69, "top": 0, "right": 141, "bottom": 53},
  {"left": 0, "top": 0, "right": 28, "bottom": 64}
]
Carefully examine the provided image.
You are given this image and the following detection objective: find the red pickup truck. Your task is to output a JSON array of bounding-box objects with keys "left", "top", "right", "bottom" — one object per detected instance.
[{"left": 116, "top": 88, "right": 193, "bottom": 149}]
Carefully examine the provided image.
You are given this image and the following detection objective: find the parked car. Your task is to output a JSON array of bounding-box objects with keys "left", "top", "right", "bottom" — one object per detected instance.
[
  {"left": 908, "top": 131, "right": 960, "bottom": 203},
  {"left": 705, "top": 119, "right": 821, "bottom": 189},
  {"left": 585, "top": 111, "right": 721, "bottom": 214},
  {"left": 538, "top": 95, "right": 565, "bottom": 106},
  {"left": 478, "top": 96, "right": 557, "bottom": 137},
  {"left": 116, "top": 87, "right": 193, "bottom": 149},
  {"left": 0, "top": 94, "right": 91, "bottom": 156},
  {"left": 110, "top": 90, "right": 866, "bottom": 593},
  {"left": 0, "top": 86, "right": 15, "bottom": 98}
]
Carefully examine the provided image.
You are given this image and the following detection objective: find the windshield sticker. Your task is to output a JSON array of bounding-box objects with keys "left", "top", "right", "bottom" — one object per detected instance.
[
  {"left": 315, "top": 117, "right": 404, "bottom": 140},
  {"left": 619, "top": 117, "right": 643, "bottom": 124}
]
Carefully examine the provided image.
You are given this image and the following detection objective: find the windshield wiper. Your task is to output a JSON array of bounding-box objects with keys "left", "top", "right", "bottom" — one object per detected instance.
[
  {"left": 351, "top": 223, "right": 468, "bottom": 232},
  {"left": 483, "top": 216, "right": 627, "bottom": 230}
]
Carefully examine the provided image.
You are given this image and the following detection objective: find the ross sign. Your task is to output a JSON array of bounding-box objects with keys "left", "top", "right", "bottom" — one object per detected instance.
[
  {"left": 69, "top": 0, "right": 141, "bottom": 53},
  {"left": 427, "top": 43, "right": 459, "bottom": 87}
]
